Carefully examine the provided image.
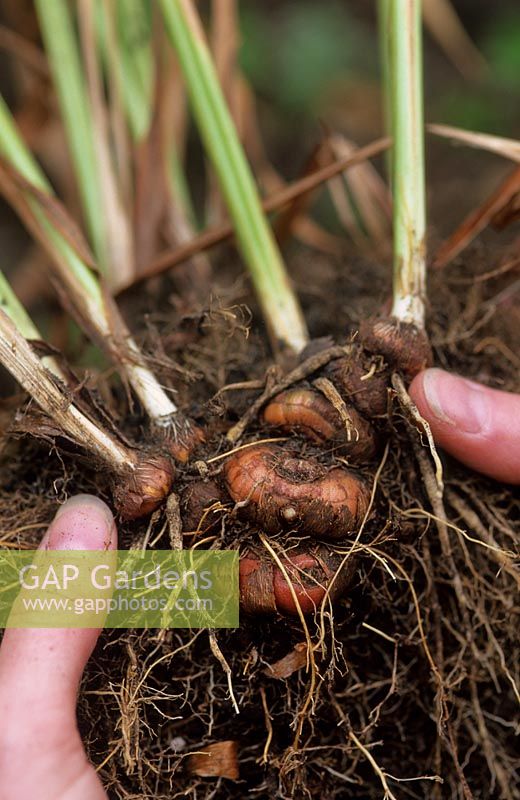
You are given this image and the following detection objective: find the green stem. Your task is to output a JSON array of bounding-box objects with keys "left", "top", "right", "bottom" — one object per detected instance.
[
  {"left": 35, "top": 0, "right": 107, "bottom": 270},
  {"left": 388, "top": 0, "right": 426, "bottom": 328},
  {"left": 96, "top": 0, "right": 154, "bottom": 143},
  {"left": 160, "top": 0, "right": 309, "bottom": 357},
  {"left": 0, "top": 94, "right": 178, "bottom": 422},
  {"left": 0, "top": 271, "right": 41, "bottom": 341},
  {"left": 167, "top": 141, "right": 198, "bottom": 229},
  {"left": 0, "top": 269, "right": 66, "bottom": 377}
]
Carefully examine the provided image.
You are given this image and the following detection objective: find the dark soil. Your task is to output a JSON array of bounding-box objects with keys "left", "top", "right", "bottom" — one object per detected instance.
[{"left": 1, "top": 234, "right": 519, "bottom": 799}]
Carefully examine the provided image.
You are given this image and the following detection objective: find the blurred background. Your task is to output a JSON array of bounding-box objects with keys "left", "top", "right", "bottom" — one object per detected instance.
[
  {"left": 0, "top": 0, "right": 518, "bottom": 359},
  {"left": 240, "top": 0, "right": 519, "bottom": 136}
]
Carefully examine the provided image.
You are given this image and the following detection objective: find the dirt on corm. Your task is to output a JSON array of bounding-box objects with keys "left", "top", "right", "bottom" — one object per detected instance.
[{"left": 0, "top": 237, "right": 519, "bottom": 800}]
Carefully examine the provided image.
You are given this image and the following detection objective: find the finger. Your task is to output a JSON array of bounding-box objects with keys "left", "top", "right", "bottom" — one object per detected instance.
[
  {"left": 0, "top": 494, "right": 117, "bottom": 800},
  {"left": 409, "top": 368, "right": 520, "bottom": 484}
]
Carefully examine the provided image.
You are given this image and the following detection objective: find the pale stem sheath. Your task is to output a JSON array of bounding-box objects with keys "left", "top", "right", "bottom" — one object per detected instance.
[
  {"left": 0, "top": 308, "right": 135, "bottom": 472},
  {"left": 97, "top": 0, "right": 154, "bottom": 143},
  {"left": 78, "top": 0, "right": 135, "bottom": 291},
  {"left": 388, "top": 0, "right": 427, "bottom": 328}
]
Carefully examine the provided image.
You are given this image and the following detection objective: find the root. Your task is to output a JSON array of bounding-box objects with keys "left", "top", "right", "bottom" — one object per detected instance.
[
  {"left": 209, "top": 632, "right": 239, "bottom": 715},
  {"left": 392, "top": 372, "right": 444, "bottom": 490},
  {"left": 348, "top": 729, "right": 399, "bottom": 800},
  {"left": 447, "top": 489, "right": 520, "bottom": 589},
  {"left": 258, "top": 535, "right": 318, "bottom": 754},
  {"left": 166, "top": 493, "right": 182, "bottom": 550},
  {"left": 3, "top": 267, "right": 519, "bottom": 798}
]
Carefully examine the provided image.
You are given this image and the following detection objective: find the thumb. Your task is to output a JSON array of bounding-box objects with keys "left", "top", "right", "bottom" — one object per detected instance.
[
  {"left": 0, "top": 494, "right": 116, "bottom": 800},
  {"left": 409, "top": 368, "right": 520, "bottom": 484}
]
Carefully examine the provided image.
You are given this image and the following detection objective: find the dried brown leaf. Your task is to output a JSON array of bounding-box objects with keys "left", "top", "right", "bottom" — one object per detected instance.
[
  {"left": 133, "top": 84, "right": 169, "bottom": 272},
  {"left": 0, "top": 156, "right": 97, "bottom": 268},
  {"left": 291, "top": 216, "right": 343, "bottom": 256},
  {"left": 273, "top": 140, "right": 329, "bottom": 246},
  {"left": 207, "top": 0, "right": 241, "bottom": 224},
  {"left": 433, "top": 166, "right": 520, "bottom": 269},
  {"left": 158, "top": 37, "right": 212, "bottom": 304},
  {"left": 491, "top": 190, "right": 520, "bottom": 230},
  {"left": 325, "top": 133, "right": 392, "bottom": 248},
  {"left": 263, "top": 643, "right": 309, "bottom": 679},
  {"left": 422, "top": 0, "right": 488, "bottom": 79},
  {"left": 187, "top": 740, "right": 239, "bottom": 780},
  {"left": 0, "top": 24, "right": 49, "bottom": 76},
  {"left": 428, "top": 124, "right": 520, "bottom": 162}
]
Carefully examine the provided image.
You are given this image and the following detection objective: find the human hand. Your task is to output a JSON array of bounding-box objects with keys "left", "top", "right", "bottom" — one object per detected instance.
[
  {"left": 409, "top": 368, "right": 520, "bottom": 484},
  {"left": 0, "top": 495, "right": 117, "bottom": 800},
  {"left": 1, "top": 372, "right": 517, "bottom": 800}
]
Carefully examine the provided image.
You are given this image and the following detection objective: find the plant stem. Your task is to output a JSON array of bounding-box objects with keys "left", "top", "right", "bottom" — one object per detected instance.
[
  {"left": 0, "top": 307, "right": 134, "bottom": 472},
  {"left": 118, "top": 136, "right": 390, "bottom": 291},
  {"left": 0, "top": 306, "right": 175, "bottom": 520},
  {"left": 388, "top": 0, "right": 427, "bottom": 328},
  {"left": 159, "top": 0, "right": 309, "bottom": 357},
  {"left": 161, "top": 51, "right": 199, "bottom": 230},
  {"left": 0, "top": 94, "right": 178, "bottom": 424},
  {"left": 0, "top": 270, "right": 65, "bottom": 379},
  {"left": 0, "top": 271, "right": 41, "bottom": 342},
  {"left": 35, "top": 0, "right": 108, "bottom": 272},
  {"left": 78, "top": 0, "right": 135, "bottom": 291},
  {"left": 96, "top": 0, "right": 154, "bottom": 143}
]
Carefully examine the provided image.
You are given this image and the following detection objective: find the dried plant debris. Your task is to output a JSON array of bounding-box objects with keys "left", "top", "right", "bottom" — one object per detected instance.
[
  {"left": 187, "top": 740, "right": 239, "bottom": 781},
  {"left": 1, "top": 251, "right": 519, "bottom": 799}
]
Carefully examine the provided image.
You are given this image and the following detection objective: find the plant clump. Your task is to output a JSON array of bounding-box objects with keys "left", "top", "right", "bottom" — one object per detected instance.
[
  {"left": 177, "top": 326, "right": 429, "bottom": 619},
  {"left": 1, "top": 0, "right": 518, "bottom": 795}
]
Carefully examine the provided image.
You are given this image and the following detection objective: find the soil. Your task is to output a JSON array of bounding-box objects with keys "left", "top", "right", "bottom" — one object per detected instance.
[{"left": 1, "top": 231, "right": 519, "bottom": 799}]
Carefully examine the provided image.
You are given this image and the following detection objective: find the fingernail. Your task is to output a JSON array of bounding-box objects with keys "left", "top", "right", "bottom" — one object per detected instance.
[
  {"left": 47, "top": 495, "right": 115, "bottom": 551},
  {"left": 422, "top": 369, "right": 490, "bottom": 434}
]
